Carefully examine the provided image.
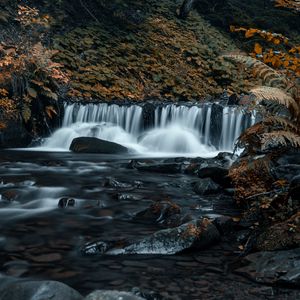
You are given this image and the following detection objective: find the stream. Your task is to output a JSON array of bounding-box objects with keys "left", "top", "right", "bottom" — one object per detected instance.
[{"left": 0, "top": 103, "right": 298, "bottom": 299}]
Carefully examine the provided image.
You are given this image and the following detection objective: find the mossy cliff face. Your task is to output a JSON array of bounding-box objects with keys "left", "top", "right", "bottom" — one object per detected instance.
[{"left": 52, "top": 0, "right": 259, "bottom": 101}]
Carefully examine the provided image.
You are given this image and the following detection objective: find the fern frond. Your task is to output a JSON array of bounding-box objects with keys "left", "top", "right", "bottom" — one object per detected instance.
[
  {"left": 261, "top": 131, "right": 300, "bottom": 151},
  {"left": 222, "top": 54, "right": 288, "bottom": 89},
  {"left": 263, "top": 116, "right": 300, "bottom": 134},
  {"left": 250, "top": 86, "right": 300, "bottom": 119}
]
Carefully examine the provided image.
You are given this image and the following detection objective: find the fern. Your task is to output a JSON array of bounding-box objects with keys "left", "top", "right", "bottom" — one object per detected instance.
[
  {"left": 250, "top": 86, "right": 300, "bottom": 120},
  {"left": 261, "top": 131, "right": 300, "bottom": 150},
  {"left": 263, "top": 116, "right": 300, "bottom": 134},
  {"left": 222, "top": 54, "right": 289, "bottom": 89}
]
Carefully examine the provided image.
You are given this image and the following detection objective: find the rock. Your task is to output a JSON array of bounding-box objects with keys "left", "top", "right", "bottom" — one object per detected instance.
[
  {"left": 135, "top": 162, "right": 182, "bottom": 174},
  {"left": 0, "top": 280, "right": 83, "bottom": 300},
  {"left": 227, "top": 94, "right": 240, "bottom": 105},
  {"left": 276, "top": 150, "right": 300, "bottom": 165},
  {"left": 133, "top": 201, "right": 192, "bottom": 227},
  {"left": 212, "top": 216, "right": 235, "bottom": 235},
  {"left": 141, "top": 102, "right": 155, "bottom": 129},
  {"left": 193, "top": 178, "right": 221, "bottom": 195},
  {"left": 84, "top": 290, "right": 145, "bottom": 300},
  {"left": 197, "top": 166, "right": 231, "bottom": 187},
  {"left": 69, "top": 137, "right": 128, "bottom": 154},
  {"left": 273, "top": 164, "right": 300, "bottom": 182},
  {"left": 58, "top": 197, "right": 75, "bottom": 208},
  {"left": 81, "top": 240, "right": 115, "bottom": 256},
  {"left": 103, "top": 177, "right": 134, "bottom": 190},
  {"left": 210, "top": 104, "right": 223, "bottom": 147},
  {"left": 106, "top": 219, "right": 220, "bottom": 255},
  {"left": 235, "top": 248, "right": 300, "bottom": 287},
  {"left": 289, "top": 175, "right": 300, "bottom": 201},
  {"left": 0, "top": 117, "right": 31, "bottom": 148}
]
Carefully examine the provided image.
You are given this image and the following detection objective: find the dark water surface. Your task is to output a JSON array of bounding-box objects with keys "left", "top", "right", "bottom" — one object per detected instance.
[{"left": 0, "top": 150, "right": 298, "bottom": 299}]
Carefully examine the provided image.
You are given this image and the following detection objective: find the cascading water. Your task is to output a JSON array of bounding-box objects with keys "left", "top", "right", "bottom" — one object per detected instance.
[{"left": 40, "top": 102, "right": 256, "bottom": 156}]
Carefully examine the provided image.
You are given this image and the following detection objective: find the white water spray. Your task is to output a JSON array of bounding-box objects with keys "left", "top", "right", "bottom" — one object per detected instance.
[{"left": 40, "top": 103, "right": 256, "bottom": 156}]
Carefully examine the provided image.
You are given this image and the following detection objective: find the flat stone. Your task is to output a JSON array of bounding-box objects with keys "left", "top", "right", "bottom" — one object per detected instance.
[{"left": 235, "top": 248, "right": 300, "bottom": 287}]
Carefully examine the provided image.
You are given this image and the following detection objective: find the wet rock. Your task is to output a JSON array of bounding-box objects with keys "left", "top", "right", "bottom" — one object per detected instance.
[
  {"left": 117, "top": 193, "right": 142, "bottom": 201},
  {"left": 276, "top": 150, "right": 300, "bottom": 165},
  {"left": 227, "top": 94, "right": 240, "bottom": 105},
  {"left": 0, "top": 280, "right": 83, "bottom": 300},
  {"left": 134, "top": 201, "right": 182, "bottom": 226},
  {"left": 84, "top": 290, "right": 145, "bottom": 300},
  {"left": 142, "top": 102, "right": 155, "bottom": 130},
  {"left": 210, "top": 103, "right": 223, "bottom": 147},
  {"left": 106, "top": 219, "right": 220, "bottom": 255},
  {"left": 193, "top": 178, "right": 221, "bottom": 195},
  {"left": 135, "top": 162, "right": 182, "bottom": 174},
  {"left": 273, "top": 164, "right": 300, "bottom": 182},
  {"left": 212, "top": 216, "right": 235, "bottom": 235},
  {"left": 235, "top": 248, "right": 300, "bottom": 287},
  {"left": 58, "top": 197, "right": 75, "bottom": 208},
  {"left": 70, "top": 137, "right": 128, "bottom": 154},
  {"left": 103, "top": 177, "right": 134, "bottom": 190},
  {"left": 198, "top": 166, "right": 231, "bottom": 187},
  {"left": 81, "top": 240, "right": 115, "bottom": 256},
  {"left": 134, "top": 200, "right": 192, "bottom": 227}
]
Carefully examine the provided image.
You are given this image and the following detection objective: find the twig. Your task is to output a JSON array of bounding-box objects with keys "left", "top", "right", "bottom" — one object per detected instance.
[
  {"left": 246, "top": 190, "right": 273, "bottom": 200},
  {"left": 79, "top": 0, "right": 100, "bottom": 24}
]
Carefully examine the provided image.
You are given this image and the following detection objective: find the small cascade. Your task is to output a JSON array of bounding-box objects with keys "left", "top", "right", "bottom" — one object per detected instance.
[
  {"left": 62, "top": 103, "right": 143, "bottom": 136},
  {"left": 40, "top": 102, "right": 257, "bottom": 155}
]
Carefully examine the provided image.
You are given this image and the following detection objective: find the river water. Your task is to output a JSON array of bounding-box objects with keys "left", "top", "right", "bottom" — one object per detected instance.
[{"left": 1, "top": 104, "right": 296, "bottom": 299}]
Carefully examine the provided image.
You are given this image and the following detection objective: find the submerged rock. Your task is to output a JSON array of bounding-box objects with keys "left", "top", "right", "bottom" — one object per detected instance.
[
  {"left": 70, "top": 137, "right": 128, "bottom": 154},
  {"left": 0, "top": 280, "right": 83, "bottom": 300},
  {"left": 235, "top": 248, "right": 300, "bottom": 287},
  {"left": 84, "top": 290, "right": 145, "bottom": 300}
]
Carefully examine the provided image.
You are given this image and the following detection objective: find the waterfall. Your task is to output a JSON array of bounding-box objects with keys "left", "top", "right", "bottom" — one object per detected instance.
[{"left": 40, "top": 102, "right": 256, "bottom": 155}]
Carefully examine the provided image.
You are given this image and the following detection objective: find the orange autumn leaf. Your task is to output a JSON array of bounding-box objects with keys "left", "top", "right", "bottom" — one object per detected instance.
[
  {"left": 254, "top": 43, "right": 263, "bottom": 55},
  {"left": 245, "top": 29, "right": 258, "bottom": 38}
]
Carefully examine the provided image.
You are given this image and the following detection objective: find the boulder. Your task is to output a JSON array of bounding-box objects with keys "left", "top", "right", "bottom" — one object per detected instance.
[
  {"left": 106, "top": 219, "right": 220, "bottom": 255},
  {"left": 193, "top": 178, "right": 221, "bottom": 195},
  {"left": 235, "top": 248, "right": 300, "bottom": 287},
  {"left": 197, "top": 166, "right": 230, "bottom": 187},
  {"left": 81, "top": 219, "right": 220, "bottom": 256},
  {"left": 70, "top": 137, "right": 128, "bottom": 154},
  {"left": 84, "top": 290, "right": 145, "bottom": 300},
  {"left": 0, "top": 280, "right": 83, "bottom": 300}
]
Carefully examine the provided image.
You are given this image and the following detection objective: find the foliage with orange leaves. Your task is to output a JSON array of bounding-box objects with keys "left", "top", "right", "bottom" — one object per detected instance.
[
  {"left": 0, "top": 4, "right": 68, "bottom": 129},
  {"left": 274, "top": 0, "right": 300, "bottom": 12},
  {"left": 230, "top": 26, "right": 300, "bottom": 79}
]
